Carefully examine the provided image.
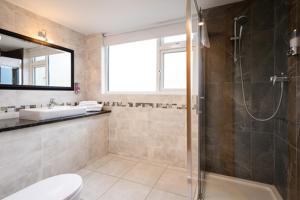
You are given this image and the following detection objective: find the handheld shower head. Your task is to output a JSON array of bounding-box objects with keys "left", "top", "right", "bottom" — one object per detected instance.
[
  {"left": 232, "top": 16, "right": 248, "bottom": 62},
  {"left": 235, "top": 16, "right": 248, "bottom": 25},
  {"left": 235, "top": 16, "right": 248, "bottom": 40}
]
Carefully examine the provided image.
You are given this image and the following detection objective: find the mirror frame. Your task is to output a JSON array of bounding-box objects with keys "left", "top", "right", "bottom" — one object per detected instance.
[{"left": 0, "top": 28, "right": 74, "bottom": 91}]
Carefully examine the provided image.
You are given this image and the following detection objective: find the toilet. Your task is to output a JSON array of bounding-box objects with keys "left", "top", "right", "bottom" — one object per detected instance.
[{"left": 3, "top": 174, "right": 83, "bottom": 200}]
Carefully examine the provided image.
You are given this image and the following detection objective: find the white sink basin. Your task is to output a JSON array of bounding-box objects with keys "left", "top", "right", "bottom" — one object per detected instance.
[{"left": 19, "top": 106, "right": 87, "bottom": 121}]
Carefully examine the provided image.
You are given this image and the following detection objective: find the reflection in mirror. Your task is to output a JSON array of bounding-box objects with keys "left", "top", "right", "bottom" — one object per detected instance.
[{"left": 0, "top": 31, "right": 73, "bottom": 89}]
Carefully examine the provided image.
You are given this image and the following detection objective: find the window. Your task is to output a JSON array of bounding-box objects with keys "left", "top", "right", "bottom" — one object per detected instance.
[
  {"left": 31, "top": 56, "right": 48, "bottom": 86},
  {"left": 0, "top": 66, "right": 13, "bottom": 84},
  {"left": 29, "top": 53, "right": 71, "bottom": 87},
  {"left": 33, "top": 66, "right": 47, "bottom": 86},
  {"left": 163, "top": 34, "right": 186, "bottom": 44},
  {"left": 49, "top": 53, "right": 71, "bottom": 87},
  {"left": 105, "top": 34, "right": 187, "bottom": 93},
  {"left": 162, "top": 51, "right": 186, "bottom": 89},
  {"left": 160, "top": 35, "right": 186, "bottom": 90},
  {"left": 108, "top": 39, "right": 157, "bottom": 92},
  {"left": 33, "top": 56, "right": 46, "bottom": 62}
]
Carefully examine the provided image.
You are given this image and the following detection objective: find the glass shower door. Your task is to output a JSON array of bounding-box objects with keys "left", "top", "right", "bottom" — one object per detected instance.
[
  {"left": 186, "top": 0, "right": 207, "bottom": 199},
  {"left": 194, "top": 2, "right": 207, "bottom": 199}
]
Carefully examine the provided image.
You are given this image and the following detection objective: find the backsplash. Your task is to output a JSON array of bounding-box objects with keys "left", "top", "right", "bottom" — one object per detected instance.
[
  {"left": 103, "top": 101, "right": 189, "bottom": 110},
  {"left": 0, "top": 101, "right": 194, "bottom": 114},
  {"left": 0, "top": 102, "right": 76, "bottom": 113}
]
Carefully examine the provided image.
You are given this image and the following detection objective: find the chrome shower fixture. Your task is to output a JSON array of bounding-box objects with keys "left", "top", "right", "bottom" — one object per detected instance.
[
  {"left": 231, "top": 16, "right": 248, "bottom": 62},
  {"left": 270, "top": 73, "right": 289, "bottom": 86},
  {"left": 232, "top": 15, "right": 287, "bottom": 122}
]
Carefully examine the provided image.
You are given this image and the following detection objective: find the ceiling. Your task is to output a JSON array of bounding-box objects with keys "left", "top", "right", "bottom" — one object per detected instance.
[{"left": 7, "top": 0, "right": 242, "bottom": 35}]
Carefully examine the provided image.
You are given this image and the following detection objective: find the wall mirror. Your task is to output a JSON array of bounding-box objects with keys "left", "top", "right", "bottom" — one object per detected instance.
[{"left": 0, "top": 28, "right": 74, "bottom": 90}]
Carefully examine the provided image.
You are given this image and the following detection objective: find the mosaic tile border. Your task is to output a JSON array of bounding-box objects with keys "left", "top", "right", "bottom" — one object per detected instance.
[
  {"left": 0, "top": 101, "right": 197, "bottom": 114},
  {"left": 102, "top": 101, "right": 197, "bottom": 110},
  {"left": 0, "top": 102, "right": 76, "bottom": 113}
]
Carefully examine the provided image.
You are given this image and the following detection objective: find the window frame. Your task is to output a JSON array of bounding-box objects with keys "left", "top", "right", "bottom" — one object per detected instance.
[
  {"left": 159, "top": 38, "right": 186, "bottom": 94},
  {"left": 31, "top": 56, "right": 49, "bottom": 86},
  {"left": 103, "top": 35, "right": 188, "bottom": 95}
]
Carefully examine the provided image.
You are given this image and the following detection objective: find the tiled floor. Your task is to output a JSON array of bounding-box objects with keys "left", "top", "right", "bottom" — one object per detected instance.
[
  {"left": 77, "top": 154, "right": 196, "bottom": 200},
  {"left": 77, "top": 154, "right": 281, "bottom": 200}
]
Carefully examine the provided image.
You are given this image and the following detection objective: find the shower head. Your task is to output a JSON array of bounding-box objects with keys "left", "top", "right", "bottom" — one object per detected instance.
[
  {"left": 232, "top": 16, "right": 248, "bottom": 62},
  {"left": 234, "top": 16, "right": 248, "bottom": 41},
  {"left": 235, "top": 16, "right": 248, "bottom": 25}
]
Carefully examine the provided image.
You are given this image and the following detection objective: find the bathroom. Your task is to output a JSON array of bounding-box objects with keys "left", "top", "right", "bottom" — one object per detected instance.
[{"left": 0, "top": 0, "right": 299, "bottom": 200}]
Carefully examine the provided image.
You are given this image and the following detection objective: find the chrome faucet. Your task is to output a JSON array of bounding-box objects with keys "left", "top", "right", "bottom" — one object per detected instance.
[
  {"left": 48, "top": 98, "right": 59, "bottom": 109},
  {"left": 270, "top": 73, "right": 289, "bottom": 86}
]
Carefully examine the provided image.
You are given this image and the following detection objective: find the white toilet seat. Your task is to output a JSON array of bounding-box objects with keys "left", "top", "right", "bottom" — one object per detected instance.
[{"left": 3, "top": 174, "right": 83, "bottom": 200}]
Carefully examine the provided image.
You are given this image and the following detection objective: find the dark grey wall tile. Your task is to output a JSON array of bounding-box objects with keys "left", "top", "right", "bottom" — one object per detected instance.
[
  {"left": 234, "top": 106, "right": 251, "bottom": 132},
  {"left": 234, "top": 131, "right": 252, "bottom": 178},
  {"left": 252, "top": 133, "right": 274, "bottom": 184},
  {"left": 296, "top": 77, "right": 300, "bottom": 126},
  {"left": 250, "top": 31, "right": 275, "bottom": 82},
  {"left": 203, "top": 0, "right": 293, "bottom": 191},
  {"left": 275, "top": 136, "right": 288, "bottom": 199},
  {"left": 298, "top": 126, "right": 300, "bottom": 152},
  {"left": 251, "top": 0, "right": 274, "bottom": 31},
  {"left": 297, "top": 149, "right": 300, "bottom": 200},
  {"left": 287, "top": 145, "right": 297, "bottom": 200}
]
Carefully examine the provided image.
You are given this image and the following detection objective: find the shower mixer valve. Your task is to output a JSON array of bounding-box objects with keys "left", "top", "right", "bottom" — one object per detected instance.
[{"left": 270, "top": 73, "right": 289, "bottom": 85}]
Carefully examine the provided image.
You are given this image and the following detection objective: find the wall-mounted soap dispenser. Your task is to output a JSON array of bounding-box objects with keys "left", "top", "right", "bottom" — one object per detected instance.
[
  {"left": 74, "top": 82, "right": 80, "bottom": 94},
  {"left": 287, "top": 29, "right": 300, "bottom": 56}
]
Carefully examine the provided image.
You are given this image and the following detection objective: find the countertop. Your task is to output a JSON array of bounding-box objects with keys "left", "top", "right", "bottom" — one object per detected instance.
[{"left": 0, "top": 110, "right": 111, "bottom": 133}]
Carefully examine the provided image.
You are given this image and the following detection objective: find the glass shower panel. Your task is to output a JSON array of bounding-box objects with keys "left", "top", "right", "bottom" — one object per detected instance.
[
  {"left": 192, "top": 0, "right": 208, "bottom": 199},
  {"left": 197, "top": 0, "right": 297, "bottom": 200},
  {"left": 187, "top": 0, "right": 206, "bottom": 199}
]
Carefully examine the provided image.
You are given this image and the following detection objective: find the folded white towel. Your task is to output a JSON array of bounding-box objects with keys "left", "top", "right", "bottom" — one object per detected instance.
[
  {"left": 79, "top": 102, "right": 103, "bottom": 112},
  {"left": 79, "top": 101, "right": 98, "bottom": 106},
  {"left": 86, "top": 105, "right": 103, "bottom": 112}
]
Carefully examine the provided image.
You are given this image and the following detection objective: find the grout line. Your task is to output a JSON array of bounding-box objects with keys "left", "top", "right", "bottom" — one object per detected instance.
[
  {"left": 153, "top": 164, "right": 169, "bottom": 187},
  {"left": 82, "top": 155, "right": 191, "bottom": 199},
  {"left": 96, "top": 177, "right": 121, "bottom": 200},
  {"left": 91, "top": 159, "right": 139, "bottom": 179},
  {"left": 143, "top": 165, "right": 169, "bottom": 200},
  {"left": 152, "top": 165, "right": 194, "bottom": 198}
]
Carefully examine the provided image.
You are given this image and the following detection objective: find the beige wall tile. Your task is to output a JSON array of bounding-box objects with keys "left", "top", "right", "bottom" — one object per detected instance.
[{"left": 0, "top": 115, "right": 109, "bottom": 198}]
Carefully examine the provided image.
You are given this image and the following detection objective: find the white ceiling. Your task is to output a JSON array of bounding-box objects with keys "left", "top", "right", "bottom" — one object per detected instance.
[{"left": 6, "top": 0, "right": 242, "bottom": 35}]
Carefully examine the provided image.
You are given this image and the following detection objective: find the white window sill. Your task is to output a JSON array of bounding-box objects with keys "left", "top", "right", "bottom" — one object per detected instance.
[{"left": 101, "top": 91, "right": 186, "bottom": 96}]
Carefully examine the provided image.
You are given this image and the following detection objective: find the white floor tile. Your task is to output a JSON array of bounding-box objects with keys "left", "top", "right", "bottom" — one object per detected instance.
[
  {"left": 85, "top": 154, "right": 116, "bottom": 171},
  {"left": 122, "top": 162, "right": 166, "bottom": 186},
  {"left": 80, "top": 172, "right": 118, "bottom": 200},
  {"left": 154, "top": 168, "right": 196, "bottom": 197},
  {"left": 96, "top": 157, "right": 137, "bottom": 177},
  {"left": 146, "top": 189, "right": 188, "bottom": 200},
  {"left": 98, "top": 179, "right": 151, "bottom": 200}
]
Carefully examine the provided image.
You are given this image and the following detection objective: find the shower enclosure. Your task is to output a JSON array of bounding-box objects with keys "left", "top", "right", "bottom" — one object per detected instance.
[{"left": 186, "top": 0, "right": 300, "bottom": 199}]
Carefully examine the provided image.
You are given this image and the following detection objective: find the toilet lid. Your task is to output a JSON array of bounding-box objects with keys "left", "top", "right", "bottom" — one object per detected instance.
[{"left": 3, "top": 174, "right": 83, "bottom": 200}]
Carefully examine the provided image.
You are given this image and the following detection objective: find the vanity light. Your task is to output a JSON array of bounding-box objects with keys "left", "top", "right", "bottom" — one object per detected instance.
[
  {"left": 37, "top": 30, "right": 48, "bottom": 41},
  {"left": 198, "top": 21, "right": 204, "bottom": 26}
]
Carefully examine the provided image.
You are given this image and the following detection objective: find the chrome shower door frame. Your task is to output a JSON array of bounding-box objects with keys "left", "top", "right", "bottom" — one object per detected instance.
[{"left": 185, "top": 0, "right": 193, "bottom": 199}]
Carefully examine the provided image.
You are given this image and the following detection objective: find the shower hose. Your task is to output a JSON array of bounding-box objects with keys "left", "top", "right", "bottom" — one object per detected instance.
[{"left": 237, "top": 39, "right": 284, "bottom": 122}]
